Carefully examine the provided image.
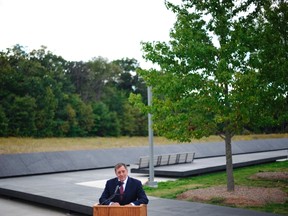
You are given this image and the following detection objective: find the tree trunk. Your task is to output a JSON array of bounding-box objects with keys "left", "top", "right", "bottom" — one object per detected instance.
[{"left": 225, "top": 132, "right": 235, "bottom": 191}]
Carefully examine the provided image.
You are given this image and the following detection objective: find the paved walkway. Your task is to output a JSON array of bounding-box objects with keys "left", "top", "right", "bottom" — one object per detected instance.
[
  {"left": 0, "top": 151, "right": 287, "bottom": 216},
  {"left": 0, "top": 195, "right": 79, "bottom": 216}
]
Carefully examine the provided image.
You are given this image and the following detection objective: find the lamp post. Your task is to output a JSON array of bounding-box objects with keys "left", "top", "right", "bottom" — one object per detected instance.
[{"left": 147, "top": 86, "right": 158, "bottom": 187}]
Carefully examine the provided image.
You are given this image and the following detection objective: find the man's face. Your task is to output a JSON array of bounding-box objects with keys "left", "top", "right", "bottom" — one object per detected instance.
[{"left": 115, "top": 165, "right": 128, "bottom": 182}]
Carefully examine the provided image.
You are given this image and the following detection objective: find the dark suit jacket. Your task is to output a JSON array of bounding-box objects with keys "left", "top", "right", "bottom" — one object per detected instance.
[{"left": 99, "top": 176, "right": 149, "bottom": 206}]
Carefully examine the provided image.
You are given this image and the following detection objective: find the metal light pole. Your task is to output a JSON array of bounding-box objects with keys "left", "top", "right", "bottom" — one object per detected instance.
[{"left": 147, "top": 86, "right": 158, "bottom": 187}]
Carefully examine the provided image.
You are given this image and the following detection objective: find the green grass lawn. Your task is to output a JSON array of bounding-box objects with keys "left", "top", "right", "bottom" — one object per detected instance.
[{"left": 144, "top": 160, "right": 288, "bottom": 215}]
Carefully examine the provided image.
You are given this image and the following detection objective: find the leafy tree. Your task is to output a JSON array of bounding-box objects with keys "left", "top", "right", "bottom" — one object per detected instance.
[
  {"left": 247, "top": 0, "right": 288, "bottom": 133},
  {"left": 113, "top": 58, "right": 147, "bottom": 101},
  {"left": 69, "top": 94, "right": 94, "bottom": 136},
  {"left": 34, "top": 87, "right": 57, "bottom": 137},
  {"left": 90, "top": 102, "right": 120, "bottom": 137},
  {"left": 0, "top": 106, "right": 8, "bottom": 136},
  {"left": 129, "top": 102, "right": 148, "bottom": 136},
  {"left": 0, "top": 45, "right": 40, "bottom": 136},
  {"left": 102, "top": 58, "right": 148, "bottom": 136},
  {"left": 112, "top": 58, "right": 140, "bottom": 94},
  {"left": 30, "top": 46, "right": 75, "bottom": 94},
  {"left": 8, "top": 95, "right": 37, "bottom": 136},
  {"left": 132, "top": 74, "right": 148, "bottom": 105},
  {"left": 86, "top": 57, "right": 121, "bottom": 101},
  {"left": 135, "top": 0, "right": 287, "bottom": 191},
  {"left": 67, "top": 61, "right": 91, "bottom": 102}
]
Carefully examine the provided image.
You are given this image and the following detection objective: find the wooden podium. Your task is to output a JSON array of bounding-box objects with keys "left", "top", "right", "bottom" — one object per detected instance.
[{"left": 93, "top": 204, "right": 147, "bottom": 216}]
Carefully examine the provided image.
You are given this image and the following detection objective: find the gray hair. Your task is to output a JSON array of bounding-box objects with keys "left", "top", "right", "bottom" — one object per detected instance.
[{"left": 114, "top": 163, "right": 127, "bottom": 172}]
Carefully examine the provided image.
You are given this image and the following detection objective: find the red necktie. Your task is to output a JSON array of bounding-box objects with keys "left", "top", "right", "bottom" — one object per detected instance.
[{"left": 120, "top": 182, "right": 124, "bottom": 200}]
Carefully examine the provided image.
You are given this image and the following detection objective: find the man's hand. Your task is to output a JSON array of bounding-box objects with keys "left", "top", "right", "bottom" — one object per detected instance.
[
  {"left": 111, "top": 202, "right": 120, "bottom": 206},
  {"left": 125, "top": 203, "right": 133, "bottom": 206}
]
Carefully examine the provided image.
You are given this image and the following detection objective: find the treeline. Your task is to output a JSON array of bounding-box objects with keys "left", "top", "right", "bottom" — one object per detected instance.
[{"left": 0, "top": 45, "right": 148, "bottom": 137}]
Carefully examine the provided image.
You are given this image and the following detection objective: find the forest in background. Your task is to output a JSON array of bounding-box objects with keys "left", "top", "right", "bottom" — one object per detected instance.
[{"left": 0, "top": 45, "right": 148, "bottom": 137}]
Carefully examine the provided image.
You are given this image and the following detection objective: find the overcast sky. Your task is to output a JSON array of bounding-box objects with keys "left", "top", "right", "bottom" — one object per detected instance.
[{"left": 0, "top": 0, "right": 179, "bottom": 68}]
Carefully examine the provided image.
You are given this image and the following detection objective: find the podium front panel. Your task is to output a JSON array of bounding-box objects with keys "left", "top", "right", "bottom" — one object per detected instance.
[{"left": 93, "top": 204, "right": 147, "bottom": 216}]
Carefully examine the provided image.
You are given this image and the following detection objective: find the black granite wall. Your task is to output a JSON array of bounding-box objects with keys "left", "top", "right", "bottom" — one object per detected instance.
[{"left": 0, "top": 138, "right": 287, "bottom": 178}]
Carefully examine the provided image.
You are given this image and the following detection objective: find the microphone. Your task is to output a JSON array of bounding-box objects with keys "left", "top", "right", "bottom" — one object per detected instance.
[
  {"left": 100, "top": 184, "right": 120, "bottom": 205},
  {"left": 114, "top": 184, "right": 120, "bottom": 195}
]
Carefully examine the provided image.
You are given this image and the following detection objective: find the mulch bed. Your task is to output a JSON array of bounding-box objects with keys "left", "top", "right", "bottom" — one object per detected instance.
[{"left": 177, "top": 172, "right": 288, "bottom": 207}]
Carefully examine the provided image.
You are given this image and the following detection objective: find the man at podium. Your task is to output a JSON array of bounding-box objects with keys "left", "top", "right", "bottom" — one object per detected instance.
[{"left": 99, "top": 163, "right": 149, "bottom": 206}]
